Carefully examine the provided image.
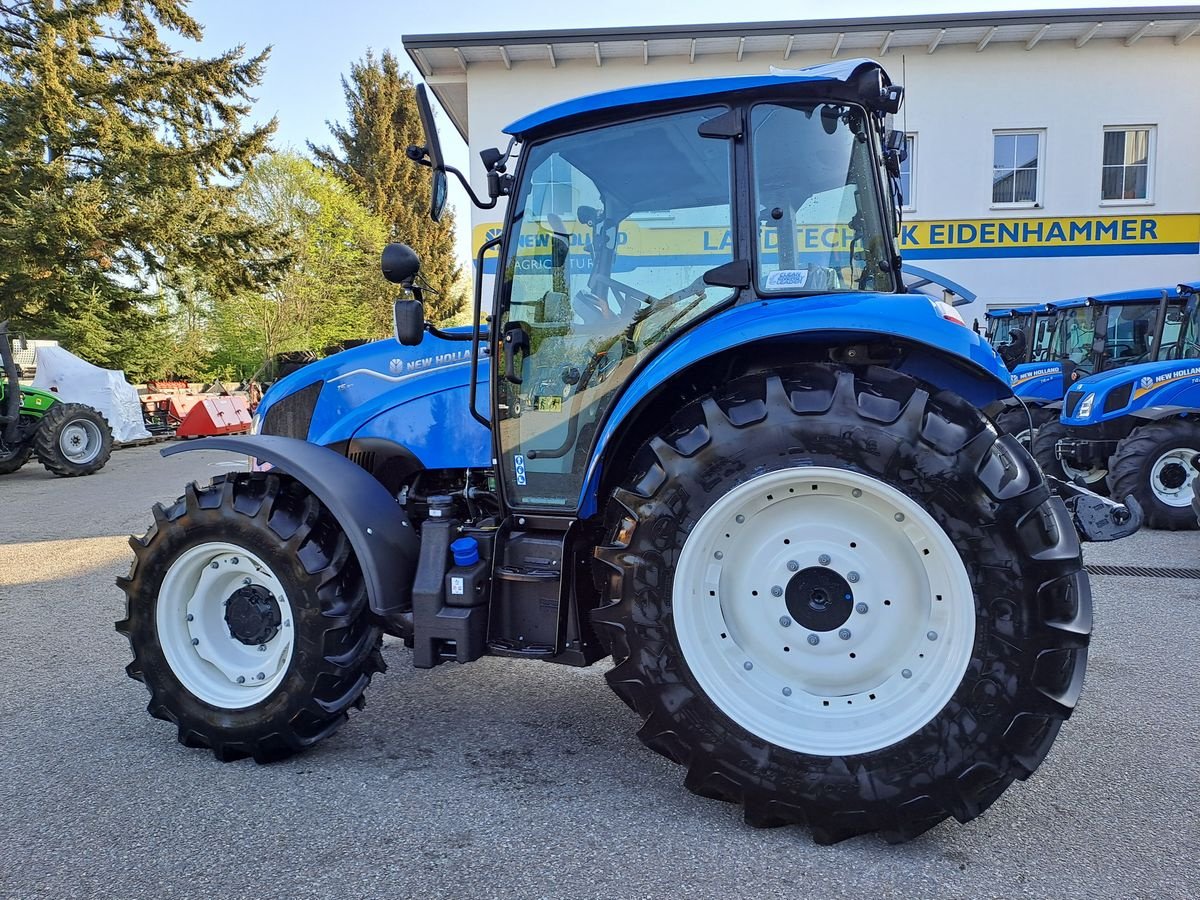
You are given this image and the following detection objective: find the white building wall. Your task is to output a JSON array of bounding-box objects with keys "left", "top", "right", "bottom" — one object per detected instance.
[{"left": 455, "top": 35, "right": 1200, "bottom": 325}]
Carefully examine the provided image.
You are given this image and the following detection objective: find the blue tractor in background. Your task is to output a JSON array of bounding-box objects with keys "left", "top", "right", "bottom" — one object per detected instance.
[
  {"left": 1036, "top": 284, "right": 1200, "bottom": 529},
  {"left": 992, "top": 286, "right": 1197, "bottom": 456},
  {"left": 116, "top": 60, "right": 1137, "bottom": 844}
]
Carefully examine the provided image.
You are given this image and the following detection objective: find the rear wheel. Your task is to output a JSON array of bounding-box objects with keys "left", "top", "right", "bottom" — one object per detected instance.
[
  {"left": 1107, "top": 421, "right": 1200, "bottom": 530},
  {"left": 594, "top": 366, "right": 1090, "bottom": 843},
  {"left": 0, "top": 434, "right": 31, "bottom": 474},
  {"left": 1032, "top": 421, "right": 1108, "bottom": 490},
  {"left": 116, "top": 472, "right": 384, "bottom": 762},
  {"left": 34, "top": 402, "right": 113, "bottom": 476}
]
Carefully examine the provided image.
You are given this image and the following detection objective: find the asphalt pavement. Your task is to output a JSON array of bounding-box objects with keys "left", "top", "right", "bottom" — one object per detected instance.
[{"left": 0, "top": 445, "right": 1197, "bottom": 899}]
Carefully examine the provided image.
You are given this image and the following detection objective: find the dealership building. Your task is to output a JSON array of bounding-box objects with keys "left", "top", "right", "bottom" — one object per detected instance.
[{"left": 404, "top": 7, "right": 1200, "bottom": 323}]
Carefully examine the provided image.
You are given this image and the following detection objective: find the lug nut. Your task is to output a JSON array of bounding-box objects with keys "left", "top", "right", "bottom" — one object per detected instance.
[
  {"left": 782, "top": 687, "right": 793, "bottom": 697},
  {"left": 231, "top": 558, "right": 239, "bottom": 565},
  {"left": 856, "top": 602, "right": 868, "bottom": 614},
  {"left": 771, "top": 585, "right": 783, "bottom": 597},
  {"left": 894, "top": 513, "right": 905, "bottom": 522},
  {"left": 714, "top": 551, "right": 724, "bottom": 560},
  {"left": 787, "top": 560, "right": 799, "bottom": 572},
  {"left": 186, "top": 613, "right": 194, "bottom": 622},
  {"left": 191, "top": 638, "right": 199, "bottom": 646},
  {"left": 779, "top": 616, "right": 792, "bottom": 627},
  {"left": 236, "top": 676, "right": 245, "bottom": 684},
  {"left": 818, "top": 554, "right": 831, "bottom": 566},
  {"left": 851, "top": 488, "right": 862, "bottom": 498},
  {"left": 243, "top": 577, "right": 252, "bottom": 586},
  {"left": 743, "top": 661, "right": 753, "bottom": 671},
  {"left": 258, "top": 644, "right": 267, "bottom": 652},
  {"left": 256, "top": 672, "right": 265, "bottom": 680},
  {"left": 902, "top": 668, "right": 912, "bottom": 679},
  {"left": 838, "top": 628, "right": 852, "bottom": 640},
  {"left": 847, "top": 571, "right": 860, "bottom": 583},
  {"left": 807, "top": 634, "right": 820, "bottom": 646},
  {"left": 927, "top": 630, "right": 938, "bottom": 641},
  {"left": 210, "top": 562, "right": 219, "bottom": 570},
  {"left": 735, "top": 514, "right": 745, "bottom": 524}
]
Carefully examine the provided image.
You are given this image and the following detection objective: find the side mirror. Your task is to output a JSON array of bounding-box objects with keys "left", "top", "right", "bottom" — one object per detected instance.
[
  {"left": 394, "top": 299, "right": 426, "bottom": 347},
  {"left": 381, "top": 242, "right": 420, "bottom": 286},
  {"left": 414, "top": 84, "right": 448, "bottom": 222}
]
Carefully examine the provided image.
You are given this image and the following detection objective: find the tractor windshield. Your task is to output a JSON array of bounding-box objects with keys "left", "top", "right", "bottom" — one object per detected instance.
[
  {"left": 1164, "top": 298, "right": 1200, "bottom": 359},
  {"left": 1099, "top": 302, "right": 1160, "bottom": 368},
  {"left": 1050, "top": 306, "right": 1099, "bottom": 373}
]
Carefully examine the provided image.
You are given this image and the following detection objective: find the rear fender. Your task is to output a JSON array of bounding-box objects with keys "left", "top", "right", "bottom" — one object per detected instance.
[
  {"left": 162, "top": 435, "right": 418, "bottom": 617},
  {"left": 578, "top": 294, "right": 1012, "bottom": 518}
]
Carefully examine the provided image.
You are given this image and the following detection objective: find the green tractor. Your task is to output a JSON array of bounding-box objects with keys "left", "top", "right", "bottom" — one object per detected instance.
[{"left": 1, "top": 321, "right": 113, "bottom": 477}]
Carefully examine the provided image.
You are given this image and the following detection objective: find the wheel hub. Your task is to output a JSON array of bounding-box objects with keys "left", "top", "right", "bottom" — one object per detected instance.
[
  {"left": 224, "top": 585, "right": 282, "bottom": 645},
  {"left": 1159, "top": 462, "right": 1187, "bottom": 490},
  {"left": 786, "top": 567, "right": 853, "bottom": 632}
]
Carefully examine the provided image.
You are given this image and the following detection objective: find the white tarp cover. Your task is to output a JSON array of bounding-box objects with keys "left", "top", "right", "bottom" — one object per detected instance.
[{"left": 31, "top": 346, "right": 151, "bottom": 443}]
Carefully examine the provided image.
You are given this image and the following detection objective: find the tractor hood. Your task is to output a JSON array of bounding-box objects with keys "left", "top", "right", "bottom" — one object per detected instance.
[
  {"left": 1009, "top": 361, "right": 1064, "bottom": 403},
  {"left": 257, "top": 328, "right": 486, "bottom": 449},
  {"left": 1062, "top": 358, "right": 1200, "bottom": 425}
]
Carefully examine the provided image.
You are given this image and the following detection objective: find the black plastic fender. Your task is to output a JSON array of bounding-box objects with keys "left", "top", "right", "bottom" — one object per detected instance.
[{"left": 162, "top": 435, "right": 418, "bottom": 617}]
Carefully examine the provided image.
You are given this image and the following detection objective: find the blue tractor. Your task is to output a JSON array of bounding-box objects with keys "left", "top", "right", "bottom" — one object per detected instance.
[
  {"left": 1036, "top": 284, "right": 1200, "bottom": 529},
  {"left": 994, "top": 287, "right": 1196, "bottom": 454},
  {"left": 116, "top": 60, "right": 1137, "bottom": 843}
]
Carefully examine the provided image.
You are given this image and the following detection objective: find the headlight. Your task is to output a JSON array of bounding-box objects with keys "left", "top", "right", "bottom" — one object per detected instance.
[
  {"left": 250, "top": 413, "right": 262, "bottom": 435},
  {"left": 1078, "top": 392, "right": 1096, "bottom": 418}
]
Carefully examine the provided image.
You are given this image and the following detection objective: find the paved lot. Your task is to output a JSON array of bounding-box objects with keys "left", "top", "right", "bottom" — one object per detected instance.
[{"left": 1, "top": 444, "right": 1197, "bottom": 899}]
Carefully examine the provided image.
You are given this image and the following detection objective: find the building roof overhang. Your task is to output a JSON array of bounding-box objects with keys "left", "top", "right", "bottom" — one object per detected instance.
[{"left": 403, "top": 7, "right": 1200, "bottom": 140}]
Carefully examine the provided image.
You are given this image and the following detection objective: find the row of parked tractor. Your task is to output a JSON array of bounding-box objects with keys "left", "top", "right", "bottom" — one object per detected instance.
[{"left": 985, "top": 281, "right": 1200, "bottom": 530}]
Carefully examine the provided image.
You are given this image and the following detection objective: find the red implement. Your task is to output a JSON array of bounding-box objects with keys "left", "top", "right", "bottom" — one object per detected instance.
[{"left": 176, "top": 396, "right": 253, "bottom": 437}]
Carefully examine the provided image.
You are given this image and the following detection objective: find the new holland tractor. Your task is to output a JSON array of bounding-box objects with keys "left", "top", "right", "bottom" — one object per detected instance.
[
  {"left": 0, "top": 322, "right": 113, "bottom": 477},
  {"left": 1035, "top": 283, "right": 1200, "bottom": 530},
  {"left": 994, "top": 286, "right": 1196, "bottom": 455},
  {"left": 116, "top": 60, "right": 1138, "bottom": 843}
]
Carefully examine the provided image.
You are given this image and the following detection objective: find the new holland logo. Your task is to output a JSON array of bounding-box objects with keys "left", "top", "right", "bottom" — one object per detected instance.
[
  {"left": 1012, "top": 366, "right": 1059, "bottom": 386},
  {"left": 388, "top": 358, "right": 404, "bottom": 375},
  {"left": 1132, "top": 365, "right": 1200, "bottom": 398},
  {"left": 1140, "top": 375, "right": 1154, "bottom": 390}
]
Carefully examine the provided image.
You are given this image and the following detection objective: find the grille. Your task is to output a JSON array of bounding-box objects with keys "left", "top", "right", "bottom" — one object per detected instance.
[
  {"left": 1064, "top": 389, "right": 1084, "bottom": 417},
  {"left": 261, "top": 381, "right": 322, "bottom": 440},
  {"left": 1103, "top": 383, "right": 1133, "bottom": 414},
  {"left": 1086, "top": 565, "right": 1200, "bottom": 579}
]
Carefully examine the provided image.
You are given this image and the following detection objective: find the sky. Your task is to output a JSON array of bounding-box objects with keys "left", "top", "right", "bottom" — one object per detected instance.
[{"left": 180, "top": 0, "right": 1180, "bottom": 264}]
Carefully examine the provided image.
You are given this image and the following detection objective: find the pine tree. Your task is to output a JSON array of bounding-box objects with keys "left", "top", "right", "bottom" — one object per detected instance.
[
  {"left": 310, "top": 49, "right": 464, "bottom": 323},
  {"left": 0, "top": 0, "right": 281, "bottom": 369}
]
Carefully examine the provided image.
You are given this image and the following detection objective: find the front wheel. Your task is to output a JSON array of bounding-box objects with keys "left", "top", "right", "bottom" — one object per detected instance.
[
  {"left": 0, "top": 436, "right": 31, "bottom": 474},
  {"left": 594, "top": 366, "right": 1090, "bottom": 843},
  {"left": 34, "top": 402, "right": 113, "bottom": 476},
  {"left": 1107, "top": 421, "right": 1200, "bottom": 530},
  {"left": 995, "top": 405, "right": 1056, "bottom": 451},
  {"left": 116, "top": 472, "right": 384, "bottom": 762},
  {"left": 1032, "top": 421, "right": 1108, "bottom": 491}
]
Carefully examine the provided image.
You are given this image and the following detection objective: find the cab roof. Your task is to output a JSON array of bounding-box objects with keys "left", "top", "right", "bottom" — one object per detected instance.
[
  {"left": 1049, "top": 281, "right": 1200, "bottom": 310},
  {"left": 504, "top": 58, "right": 887, "bottom": 138}
]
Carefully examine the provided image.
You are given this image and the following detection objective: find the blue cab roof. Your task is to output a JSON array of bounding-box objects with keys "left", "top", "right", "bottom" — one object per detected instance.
[{"left": 504, "top": 58, "right": 883, "bottom": 136}]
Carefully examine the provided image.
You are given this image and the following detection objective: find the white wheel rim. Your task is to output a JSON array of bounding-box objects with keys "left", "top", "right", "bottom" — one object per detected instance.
[
  {"left": 1061, "top": 455, "right": 1107, "bottom": 486},
  {"left": 157, "top": 542, "right": 295, "bottom": 709},
  {"left": 673, "top": 467, "right": 976, "bottom": 757},
  {"left": 1149, "top": 447, "right": 1200, "bottom": 508},
  {"left": 59, "top": 418, "right": 103, "bottom": 464}
]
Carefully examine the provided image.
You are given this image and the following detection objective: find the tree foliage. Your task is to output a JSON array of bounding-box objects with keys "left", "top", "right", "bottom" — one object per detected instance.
[
  {"left": 0, "top": 0, "right": 281, "bottom": 373},
  {"left": 310, "top": 49, "right": 464, "bottom": 323},
  {"left": 208, "top": 152, "right": 392, "bottom": 379}
]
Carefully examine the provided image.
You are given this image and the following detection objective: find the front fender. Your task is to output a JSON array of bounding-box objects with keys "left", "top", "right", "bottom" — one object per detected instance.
[
  {"left": 162, "top": 435, "right": 418, "bottom": 618},
  {"left": 579, "top": 292, "right": 1011, "bottom": 516}
]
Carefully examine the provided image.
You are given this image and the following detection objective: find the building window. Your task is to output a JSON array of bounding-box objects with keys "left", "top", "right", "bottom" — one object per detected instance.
[
  {"left": 530, "top": 153, "right": 573, "bottom": 216},
  {"left": 899, "top": 134, "right": 916, "bottom": 210},
  {"left": 1102, "top": 127, "right": 1153, "bottom": 202},
  {"left": 992, "top": 130, "right": 1043, "bottom": 206}
]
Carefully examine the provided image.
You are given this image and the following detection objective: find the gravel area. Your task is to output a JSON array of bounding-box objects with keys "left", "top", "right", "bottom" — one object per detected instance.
[{"left": 0, "top": 444, "right": 1196, "bottom": 899}]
